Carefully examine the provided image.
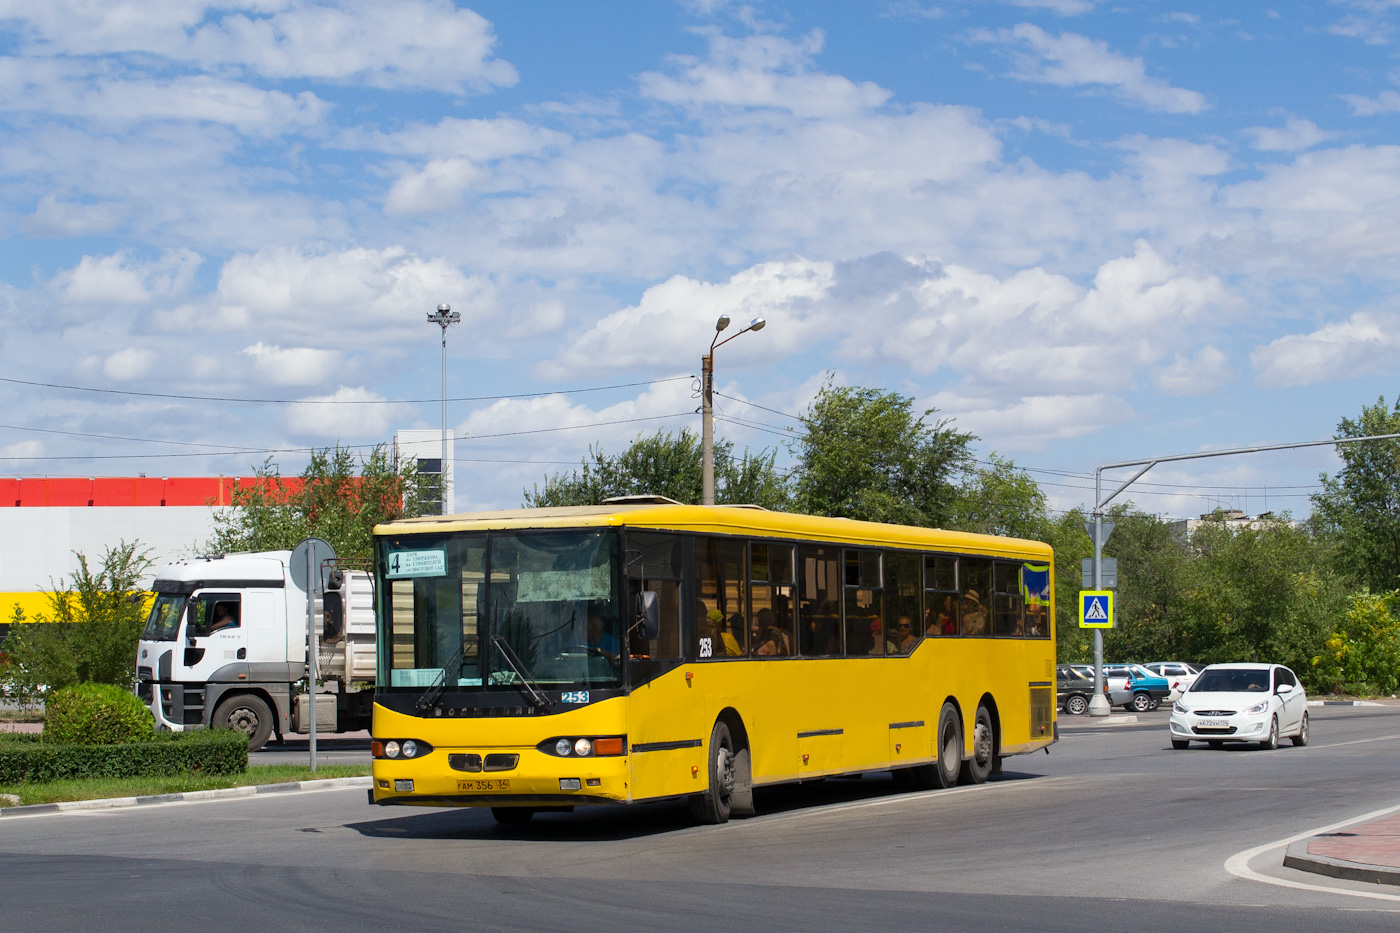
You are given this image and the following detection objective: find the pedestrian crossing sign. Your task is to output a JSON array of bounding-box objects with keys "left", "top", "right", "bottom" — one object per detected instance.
[{"left": 1079, "top": 590, "right": 1114, "bottom": 628}]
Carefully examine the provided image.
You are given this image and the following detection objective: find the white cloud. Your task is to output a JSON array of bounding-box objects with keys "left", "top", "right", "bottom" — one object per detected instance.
[
  {"left": 1242, "top": 118, "right": 1336, "bottom": 152},
  {"left": 102, "top": 347, "right": 158, "bottom": 381},
  {"left": 52, "top": 249, "right": 202, "bottom": 305},
  {"left": 1341, "top": 89, "right": 1400, "bottom": 115},
  {"left": 284, "top": 386, "right": 402, "bottom": 439},
  {"left": 240, "top": 343, "right": 342, "bottom": 386},
  {"left": 975, "top": 23, "right": 1207, "bottom": 113},
  {"left": 1153, "top": 346, "right": 1233, "bottom": 395},
  {"left": 1251, "top": 312, "right": 1397, "bottom": 389},
  {"left": 929, "top": 392, "right": 1134, "bottom": 451},
  {"left": 1004, "top": 0, "right": 1096, "bottom": 15},
  {"left": 638, "top": 30, "right": 893, "bottom": 118},
  {"left": 23, "top": 193, "right": 124, "bottom": 237},
  {"left": 0, "top": 0, "right": 517, "bottom": 94},
  {"left": 195, "top": 246, "right": 484, "bottom": 345}
]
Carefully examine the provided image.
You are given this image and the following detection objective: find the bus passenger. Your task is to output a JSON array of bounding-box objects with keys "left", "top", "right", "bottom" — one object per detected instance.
[
  {"left": 895, "top": 615, "right": 918, "bottom": 654},
  {"left": 753, "top": 608, "right": 791, "bottom": 656},
  {"left": 961, "top": 591, "right": 988, "bottom": 635}
]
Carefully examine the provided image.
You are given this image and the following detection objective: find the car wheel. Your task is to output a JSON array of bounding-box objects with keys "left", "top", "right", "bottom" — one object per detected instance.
[
  {"left": 1171, "top": 739, "right": 1189, "bottom": 750},
  {"left": 1065, "top": 694, "right": 1088, "bottom": 716},
  {"left": 1290, "top": 712, "right": 1309, "bottom": 747},
  {"left": 689, "top": 720, "right": 735, "bottom": 824},
  {"left": 212, "top": 694, "right": 274, "bottom": 751},
  {"left": 958, "top": 705, "right": 996, "bottom": 785},
  {"left": 1131, "top": 692, "right": 1154, "bottom": 713},
  {"left": 1259, "top": 716, "right": 1278, "bottom": 751},
  {"left": 491, "top": 807, "right": 534, "bottom": 825}
]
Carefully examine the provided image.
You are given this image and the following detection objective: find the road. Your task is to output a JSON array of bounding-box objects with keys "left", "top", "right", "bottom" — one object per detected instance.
[{"left": 3, "top": 705, "right": 1399, "bottom": 932}]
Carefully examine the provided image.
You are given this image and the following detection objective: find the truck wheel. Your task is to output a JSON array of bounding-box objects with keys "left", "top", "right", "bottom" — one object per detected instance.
[{"left": 213, "top": 694, "right": 274, "bottom": 751}]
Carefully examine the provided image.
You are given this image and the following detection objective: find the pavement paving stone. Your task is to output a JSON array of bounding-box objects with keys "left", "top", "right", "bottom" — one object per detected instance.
[{"left": 1307, "top": 813, "right": 1400, "bottom": 869}]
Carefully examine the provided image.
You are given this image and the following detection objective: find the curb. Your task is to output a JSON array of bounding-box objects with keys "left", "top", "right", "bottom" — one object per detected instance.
[
  {"left": 1307, "top": 700, "right": 1387, "bottom": 707},
  {"left": 0, "top": 776, "right": 371, "bottom": 817},
  {"left": 1283, "top": 839, "right": 1400, "bottom": 887}
]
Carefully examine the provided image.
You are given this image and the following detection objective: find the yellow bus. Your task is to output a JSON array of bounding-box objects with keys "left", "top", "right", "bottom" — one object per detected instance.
[{"left": 368, "top": 500, "right": 1056, "bottom": 824}]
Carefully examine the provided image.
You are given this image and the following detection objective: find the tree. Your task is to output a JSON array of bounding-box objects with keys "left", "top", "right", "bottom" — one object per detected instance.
[
  {"left": 1311, "top": 396, "right": 1400, "bottom": 592},
  {"left": 524, "top": 428, "right": 789, "bottom": 510},
  {"left": 207, "top": 444, "right": 435, "bottom": 564},
  {"left": 951, "top": 454, "right": 1053, "bottom": 540},
  {"left": 790, "top": 381, "right": 974, "bottom": 526},
  {"left": 1, "top": 541, "right": 153, "bottom": 692}
]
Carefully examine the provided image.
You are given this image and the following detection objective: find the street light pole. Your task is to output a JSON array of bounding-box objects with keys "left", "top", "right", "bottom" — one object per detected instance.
[
  {"left": 427, "top": 302, "right": 460, "bottom": 515},
  {"left": 701, "top": 315, "right": 766, "bottom": 506}
]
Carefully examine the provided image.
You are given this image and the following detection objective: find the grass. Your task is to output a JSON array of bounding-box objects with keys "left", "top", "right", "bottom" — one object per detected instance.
[{"left": 0, "top": 763, "right": 369, "bottom": 807}]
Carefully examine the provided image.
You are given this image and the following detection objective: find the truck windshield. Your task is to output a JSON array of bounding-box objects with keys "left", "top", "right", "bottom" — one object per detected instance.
[
  {"left": 379, "top": 529, "right": 623, "bottom": 692},
  {"left": 143, "top": 595, "right": 187, "bottom": 642}
]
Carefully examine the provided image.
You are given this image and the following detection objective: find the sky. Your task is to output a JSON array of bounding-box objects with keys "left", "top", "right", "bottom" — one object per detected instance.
[{"left": 2, "top": 0, "right": 1399, "bottom": 520}]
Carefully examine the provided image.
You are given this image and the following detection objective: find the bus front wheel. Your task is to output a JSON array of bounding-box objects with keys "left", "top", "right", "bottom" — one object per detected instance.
[
  {"left": 959, "top": 705, "right": 996, "bottom": 785},
  {"left": 689, "top": 720, "right": 735, "bottom": 825}
]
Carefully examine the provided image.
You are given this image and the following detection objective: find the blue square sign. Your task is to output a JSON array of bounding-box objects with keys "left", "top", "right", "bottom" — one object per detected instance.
[{"left": 1079, "top": 590, "right": 1114, "bottom": 629}]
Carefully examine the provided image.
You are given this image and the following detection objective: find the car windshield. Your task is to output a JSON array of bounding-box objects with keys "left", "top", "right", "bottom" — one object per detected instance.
[
  {"left": 143, "top": 595, "right": 186, "bottom": 642},
  {"left": 1191, "top": 669, "right": 1270, "bottom": 692}
]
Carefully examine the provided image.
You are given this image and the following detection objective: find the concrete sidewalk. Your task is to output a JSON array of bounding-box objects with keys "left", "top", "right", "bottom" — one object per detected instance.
[{"left": 1284, "top": 811, "right": 1400, "bottom": 886}]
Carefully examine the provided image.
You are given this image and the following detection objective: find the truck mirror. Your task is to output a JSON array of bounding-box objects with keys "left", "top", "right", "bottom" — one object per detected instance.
[
  {"left": 323, "top": 590, "right": 345, "bottom": 643},
  {"left": 635, "top": 590, "right": 660, "bottom": 641}
]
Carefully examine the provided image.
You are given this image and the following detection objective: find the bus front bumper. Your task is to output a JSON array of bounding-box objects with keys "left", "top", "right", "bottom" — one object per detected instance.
[{"left": 370, "top": 748, "right": 631, "bottom": 808}]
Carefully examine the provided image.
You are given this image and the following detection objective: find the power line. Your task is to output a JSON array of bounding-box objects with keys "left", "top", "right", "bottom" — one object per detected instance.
[{"left": 0, "top": 373, "right": 694, "bottom": 406}]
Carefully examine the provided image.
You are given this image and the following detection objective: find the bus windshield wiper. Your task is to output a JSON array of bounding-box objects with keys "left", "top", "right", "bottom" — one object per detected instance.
[
  {"left": 416, "top": 640, "right": 468, "bottom": 711},
  {"left": 490, "top": 635, "right": 553, "bottom": 710}
]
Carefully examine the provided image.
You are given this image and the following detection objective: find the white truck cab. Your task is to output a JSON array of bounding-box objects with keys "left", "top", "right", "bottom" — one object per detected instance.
[{"left": 136, "top": 551, "right": 375, "bottom": 750}]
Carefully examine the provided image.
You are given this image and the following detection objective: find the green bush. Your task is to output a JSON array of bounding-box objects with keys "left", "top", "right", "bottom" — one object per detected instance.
[
  {"left": 0, "top": 729, "right": 247, "bottom": 784},
  {"left": 44, "top": 683, "right": 155, "bottom": 745}
]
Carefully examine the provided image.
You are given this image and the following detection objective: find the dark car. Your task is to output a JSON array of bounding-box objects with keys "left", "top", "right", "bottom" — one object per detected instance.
[{"left": 1057, "top": 665, "right": 1096, "bottom": 716}]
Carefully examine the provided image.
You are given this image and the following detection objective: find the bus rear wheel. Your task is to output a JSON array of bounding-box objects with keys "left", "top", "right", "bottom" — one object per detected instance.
[
  {"left": 959, "top": 705, "right": 996, "bottom": 785},
  {"left": 689, "top": 720, "right": 735, "bottom": 825}
]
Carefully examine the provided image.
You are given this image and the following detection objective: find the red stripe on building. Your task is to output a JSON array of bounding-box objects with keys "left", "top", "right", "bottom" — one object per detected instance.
[{"left": 0, "top": 477, "right": 302, "bottom": 508}]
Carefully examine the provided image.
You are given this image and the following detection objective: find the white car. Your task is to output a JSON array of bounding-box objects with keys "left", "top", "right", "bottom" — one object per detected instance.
[
  {"left": 1168, "top": 663, "right": 1309, "bottom": 750},
  {"left": 1143, "top": 661, "right": 1202, "bottom": 701}
]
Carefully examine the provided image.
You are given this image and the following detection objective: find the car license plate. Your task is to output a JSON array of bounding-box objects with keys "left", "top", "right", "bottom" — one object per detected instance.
[
  {"left": 1198, "top": 719, "right": 1228, "bottom": 728},
  {"left": 458, "top": 779, "right": 511, "bottom": 791}
]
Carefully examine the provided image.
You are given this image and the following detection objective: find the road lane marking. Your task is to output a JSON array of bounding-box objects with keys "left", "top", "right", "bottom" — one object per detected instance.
[
  {"left": 1224, "top": 801, "right": 1400, "bottom": 904},
  {"left": 1302, "top": 733, "right": 1400, "bottom": 751}
]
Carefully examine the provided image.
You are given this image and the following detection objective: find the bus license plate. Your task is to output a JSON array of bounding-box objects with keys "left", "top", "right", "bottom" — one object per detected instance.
[{"left": 458, "top": 779, "right": 511, "bottom": 791}]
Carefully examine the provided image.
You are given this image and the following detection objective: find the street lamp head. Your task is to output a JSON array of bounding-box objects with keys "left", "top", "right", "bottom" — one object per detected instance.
[
  {"left": 715, "top": 314, "right": 731, "bottom": 333},
  {"left": 438, "top": 303, "right": 451, "bottom": 313},
  {"left": 747, "top": 317, "right": 766, "bottom": 332}
]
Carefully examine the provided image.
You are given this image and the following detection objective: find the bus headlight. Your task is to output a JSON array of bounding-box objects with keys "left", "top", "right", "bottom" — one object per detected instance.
[
  {"left": 539, "top": 736, "right": 627, "bottom": 757},
  {"left": 573, "top": 738, "right": 592, "bottom": 757},
  {"left": 385, "top": 740, "right": 400, "bottom": 758},
  {"left": 372, "top": 739, "right": 434, "bottom": 759},
  {"left": 556, "top": 738, "right": 573, "bottom": 756}
]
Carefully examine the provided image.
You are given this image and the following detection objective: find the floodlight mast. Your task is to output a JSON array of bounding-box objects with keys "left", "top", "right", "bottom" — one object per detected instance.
[
  {"left": 701, "top": 316, "right": 766, "bottom": 506},
  {"left": 427, "top": 303, "right": 461, "bottom": 515},
  {"left": 1084, "top": 430, "right": 1400, "bottom": 717}
]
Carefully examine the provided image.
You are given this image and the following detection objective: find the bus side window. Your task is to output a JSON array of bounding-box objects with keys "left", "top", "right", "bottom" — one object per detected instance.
[
  {"left": 696, "top": 536, "right": 747, "bottom": 659},
  {"left": 960, "top": 558, "right": 992, "bottom": 636},
  {"left": 799, "top": 546, "right": 841, "bottom": 656},
  {"left": 924, "top": 555, "right": 958, "bottom": 637},
  {"left": 844, "top": 549, "right": 882, "bottom": 656},
  {"left": 884, "top": 552, "right": 921, "bottom": 654},
  {"left": 992, "top": 562, "right": 1024, "bottom": 636},
  {"left": 750, "top": 543, "right": 795, "bottom": 657},
  {"left": 626, "top": 532, "right": 682, "bottom": 659}
]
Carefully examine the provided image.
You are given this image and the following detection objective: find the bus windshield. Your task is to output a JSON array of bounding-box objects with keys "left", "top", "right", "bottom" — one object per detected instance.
[{"left": 379, "top": 529, "right": 623, "bottom": 692}]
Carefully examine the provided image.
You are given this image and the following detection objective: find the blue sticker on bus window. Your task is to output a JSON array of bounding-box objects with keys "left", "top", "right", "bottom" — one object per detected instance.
[{"left": 1021, "top": 562, "right": 1050, "bottom": 606}]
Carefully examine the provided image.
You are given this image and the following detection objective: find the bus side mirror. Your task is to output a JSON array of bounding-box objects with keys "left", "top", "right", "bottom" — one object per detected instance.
[
  {"left": 636, "top": 590, "right": 659, "bottom": 641},
  {"left": 323, "top": 590, "right": 345, "bottom": 643}
]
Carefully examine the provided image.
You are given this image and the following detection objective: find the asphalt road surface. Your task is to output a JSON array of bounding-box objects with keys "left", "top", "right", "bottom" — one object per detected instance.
[{"left": 4, "top": 706, "right": 1400, "bottom": 932}]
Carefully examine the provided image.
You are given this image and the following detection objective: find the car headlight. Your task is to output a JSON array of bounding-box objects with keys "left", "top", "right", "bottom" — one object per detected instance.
[
  {"left": 1173, "top": 700, "right": 1187, "bottom": 714},
  {"left": 1245, "top": 700, "right": 1269, "bottom": 715}
]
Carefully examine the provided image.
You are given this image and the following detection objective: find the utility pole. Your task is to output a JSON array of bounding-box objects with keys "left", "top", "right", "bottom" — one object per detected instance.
[
  {"left": 427, "top": 303, "right": 460, "bottom": 515},
  {"left": 701, "top": 314, "right": 766, "bottom": 506}
]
